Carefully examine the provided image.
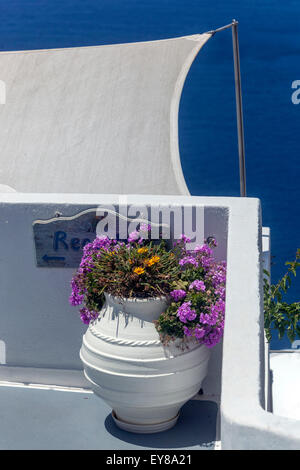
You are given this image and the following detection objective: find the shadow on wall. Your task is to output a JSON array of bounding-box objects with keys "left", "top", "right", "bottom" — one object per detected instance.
[{"left": 104, "top": 399, "right": 218, "bottom": 449}]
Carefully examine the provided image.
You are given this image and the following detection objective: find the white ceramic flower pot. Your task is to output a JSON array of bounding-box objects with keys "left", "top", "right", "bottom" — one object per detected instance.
[{"left": 80, "top": 293, "right": 211, "bottom": 433}]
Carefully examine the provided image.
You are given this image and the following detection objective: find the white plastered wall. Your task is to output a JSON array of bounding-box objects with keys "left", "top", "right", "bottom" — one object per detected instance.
[{"left": 0, "top": 194, "right": 227, "bottom": 390}]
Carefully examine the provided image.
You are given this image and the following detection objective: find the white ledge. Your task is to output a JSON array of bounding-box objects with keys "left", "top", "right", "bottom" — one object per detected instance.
[{"left": 220, "top": 199, "right": 300, "bottom": 450}]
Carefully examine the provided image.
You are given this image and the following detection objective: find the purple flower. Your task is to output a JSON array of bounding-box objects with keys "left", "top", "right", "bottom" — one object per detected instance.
[
  {"left": 128, "top": 231, "right": 140, "bottom": 243},
  {"left": 139, "top": 223, "right": 151, "bottom": 232},
  {"left": 179, "top": 256, "right": 199, "bottom": 268},
  {"left": 174, "top": 234, "right": 191, "bottom": 246},
  {"left": 69, "top": 291, "right": 84, "bottom": 306},
  {"left": 180, "top": 234, "right": 191, "bottom": 244},
  {"left": 194, "top": 244, "right": 213, "bottom": 257},
  {"left": 183, "top": 326, "right": 193, "bottom": 337},
  {"left": 206, "top": 261, "right": 226, "bottom": 287},
  {"left": 200, "top": 256, "right": 213, "bottom": 270},
  {"left": 203, "top": 327, "right": 223, "bottom": 348},
  {"left": 80, "top": 236, "right": 114, "bottom": 270},
  {"left": 79, "top": 307, "right": 99, "bottom": 325},
  {"left": 194, "top": 326, "right": 206, "bottom": 340},
  {"left": 210, "top": 299, "right": 225, "bottom": 316},
  {"left": 215, "top": 286, "right": 226, "bottom": 301},
  {"left": 177, "top": 301, "right": 197, "bottom": 323},
  {"left": 69, "top": 278, "right": 85, "bottom": 306},
  {"left": 200, "top": 312, "right": 218, "bottom": 326},
  {"left": 170, "top": 289, "right": 186, "bottom": 301},
  {"left": 189, "top": 280, "right": 206, "bottom": 292},
  {"left": 79, "top": 255, "right": 94, "bottom": 272},
  {"left": 83, "top": 235, "right": 112, "bottom": 254}
]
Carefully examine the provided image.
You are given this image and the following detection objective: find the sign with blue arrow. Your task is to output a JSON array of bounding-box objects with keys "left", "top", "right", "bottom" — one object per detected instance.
[{"left": 33, "top": 208, "right": 99, "bottom": 268}]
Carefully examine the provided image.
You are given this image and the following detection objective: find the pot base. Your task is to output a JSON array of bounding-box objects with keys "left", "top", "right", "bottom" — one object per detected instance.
[{"left": 112, "top": 410, "right": 180, "bottom": 434}]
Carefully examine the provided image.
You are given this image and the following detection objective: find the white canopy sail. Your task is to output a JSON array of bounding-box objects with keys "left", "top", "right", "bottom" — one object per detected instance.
[{"left": 0, "top": 34, "right": 211, "bottom": 194}]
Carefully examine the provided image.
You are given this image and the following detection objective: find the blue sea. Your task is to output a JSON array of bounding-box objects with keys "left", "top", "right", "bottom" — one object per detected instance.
[{"left": 0, "top": 0, "right": 299, "bottom": 349}]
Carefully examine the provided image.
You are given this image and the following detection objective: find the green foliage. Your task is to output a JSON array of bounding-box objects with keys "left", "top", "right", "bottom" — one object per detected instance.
[
  {"left": 154, "top": 305, "right": 185, "bottom": 341},
  {"left": 264, "top": 249, "right": 300, "bottom": 344}
]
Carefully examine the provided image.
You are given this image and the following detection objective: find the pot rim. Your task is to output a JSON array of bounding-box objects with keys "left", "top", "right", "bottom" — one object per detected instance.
[{"left": 104, "top": 292, "right": 169, "bottom": 304}]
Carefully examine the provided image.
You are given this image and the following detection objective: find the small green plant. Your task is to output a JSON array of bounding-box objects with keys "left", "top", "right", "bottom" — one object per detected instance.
[{"left": 264, "top": 249, "right": 300, "bottom": 344}]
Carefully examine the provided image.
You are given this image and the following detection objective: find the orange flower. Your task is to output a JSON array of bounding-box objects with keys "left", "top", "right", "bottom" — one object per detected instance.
[
  {"left": 145, "top": 255, "right": 160, "bottom": 267},
  {"left": 133, "top": 267, "right": 145, "bottom": 275},
  {"left": 137, "top": 247, "right": 148, "bottom": 254}
]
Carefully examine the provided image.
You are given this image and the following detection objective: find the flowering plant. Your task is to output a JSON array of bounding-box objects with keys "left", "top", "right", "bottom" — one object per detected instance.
[
  {"left": 155, "top": 236, "right": 226, "bottom": 348},
  {"left": 69, "top": 224, "right": 180, "bottom": 324},
  {"left": 69, "top": 225, "right": 226, "bottom": 348}
]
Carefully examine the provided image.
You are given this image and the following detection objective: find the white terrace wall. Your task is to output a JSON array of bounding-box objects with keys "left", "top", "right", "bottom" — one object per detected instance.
[
  {"left": 219, "top": 199, "right": 300, "bottom": 449},
  {"left": 3, "top": 193, "right": 299, "bottom": 448},
  {"left": 0, "top": 194, "right": 227, "bottom": 390}
]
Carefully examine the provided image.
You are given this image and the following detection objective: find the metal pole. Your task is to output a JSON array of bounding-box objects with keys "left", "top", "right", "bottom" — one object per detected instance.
[
  {"left": 231, "top": 19, "right": 247, "bottom": 197},
  {"left": 206, "top": 22, "right": 234, "bottom": 35}
]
